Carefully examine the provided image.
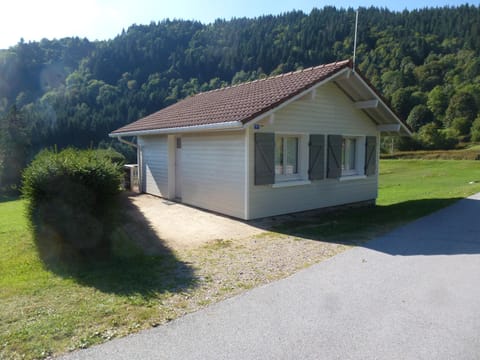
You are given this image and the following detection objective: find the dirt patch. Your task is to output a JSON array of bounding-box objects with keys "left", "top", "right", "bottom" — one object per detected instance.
[
  {"left": 124, "top": 193, "right": 266, "bottom": 250},
  {"left": 157, "top": 235, "right": 350, "bottom": 320}
]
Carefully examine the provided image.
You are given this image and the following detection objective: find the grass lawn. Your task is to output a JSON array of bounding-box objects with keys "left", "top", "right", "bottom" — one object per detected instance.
[
  {"left": 274, "top": 160, "right": 480, "bottom": 242},
  {"left": 0, "top": 199, "right": 195, "bottom": 359},
  {"left": 1, "top": 160, "right": 480, "bottom": 359},
  {"left": 379, "top": 159, "right": 480, "bottom": 205}
]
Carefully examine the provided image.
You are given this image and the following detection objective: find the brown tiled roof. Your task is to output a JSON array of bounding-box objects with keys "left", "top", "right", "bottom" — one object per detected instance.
[{"left": 111, "top": 60, "right": 352, "bottom": 134}]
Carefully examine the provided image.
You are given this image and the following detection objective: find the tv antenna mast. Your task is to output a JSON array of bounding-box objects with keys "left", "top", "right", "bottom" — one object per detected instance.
[{"left": 353, "top": 9, "right": 359, "bottom": 72}]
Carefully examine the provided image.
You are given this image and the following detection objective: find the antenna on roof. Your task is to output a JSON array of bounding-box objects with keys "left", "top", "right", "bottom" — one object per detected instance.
[{"left": 352, "top": 9, "right": 359, "bottom": 72}]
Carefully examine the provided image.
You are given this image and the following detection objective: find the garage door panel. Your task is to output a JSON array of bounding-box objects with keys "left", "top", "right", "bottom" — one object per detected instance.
[{"left": 141, "top": 137, "right": 168, "bottom": 197}]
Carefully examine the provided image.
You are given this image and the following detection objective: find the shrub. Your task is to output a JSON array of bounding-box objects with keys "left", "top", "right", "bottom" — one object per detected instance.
[
  {"left": 396, "top": 136, "right": 422, "bottom": 151},
  {"left": 95, "top": 147, "right": 127, "bottom": 165},
  {"left": 415, "top": 123, "right": 458, "bottom": 150},
  {"left": 406, "top": 104, "right": 434, "bottom": 132},
  {"left": 451, "top": 116, "right": 473, "bottom": 135},
  {"left": 471, "top": 116, "right": 480, "bottom": 142},
  {"left": 22, "top": 148, "right": 123, "bottom": 259}
]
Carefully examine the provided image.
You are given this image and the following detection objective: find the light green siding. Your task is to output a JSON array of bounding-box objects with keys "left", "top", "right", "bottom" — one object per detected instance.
[
  {"left": 139, "top": 82, "right": 380, "bottom": 220},
  {"left": 248, "top": 82, "right": 379, "bottom": 219},
  {"left": 260, "top": 82, "right": 377, "bottom": 134}
]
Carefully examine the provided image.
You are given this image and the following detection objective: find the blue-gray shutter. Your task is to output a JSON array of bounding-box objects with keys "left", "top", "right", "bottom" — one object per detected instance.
[
  {"left": 254, "top": 133, "right": 275, "bottom": 185},
  {"left": 365, "top": 136, "right": 377, "bottom": 176},
  {"left": 327, "top": 135, "right": 342, "bottom": 179},
  {"left": 308, "top": 134, "right": 325, "bottom": 180}
]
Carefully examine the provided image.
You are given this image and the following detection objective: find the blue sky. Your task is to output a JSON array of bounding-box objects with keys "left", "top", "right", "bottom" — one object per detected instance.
[{"left": 1, "top": 0, "right": 477, "bottom": 49}]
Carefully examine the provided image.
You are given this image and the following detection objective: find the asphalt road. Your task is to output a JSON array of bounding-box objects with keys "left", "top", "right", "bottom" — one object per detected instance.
[{"left": 60, "top": 193, "right": 480, "bottom": 360}]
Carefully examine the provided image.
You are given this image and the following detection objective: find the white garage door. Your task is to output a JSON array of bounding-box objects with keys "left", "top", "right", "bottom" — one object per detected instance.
[{"left": 141, "top": 136, "right": 168, "bottom": 197}]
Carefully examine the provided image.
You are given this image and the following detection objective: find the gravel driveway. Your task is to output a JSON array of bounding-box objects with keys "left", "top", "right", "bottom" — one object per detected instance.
[
  {"left": 62, "top": 193, "right": 480, "bottom": 360},
  {"left": 124, "top": 193, "right": 266, "bottom": 249}
]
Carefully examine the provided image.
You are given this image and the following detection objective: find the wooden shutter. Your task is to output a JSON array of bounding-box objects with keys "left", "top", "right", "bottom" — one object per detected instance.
[
  {"left": 327, "top": 135, "right": 342, "bottom": 179},
  {"left": 308, "top": 134, "right": 325, "bottom": 180},
  {"left": 365, "top": 136, "right": 377, "bottom": 176},
  {"left": 254, "top": 133, "right": 275, "bottom": 185}
]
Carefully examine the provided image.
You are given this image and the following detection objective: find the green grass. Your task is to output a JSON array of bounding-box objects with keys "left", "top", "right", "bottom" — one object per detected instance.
[
  {"left": 1, "top": 160, "right": 480, "bottom": 359},
  {"left": 273, "top": 160, "right": 480, "bottom": 243},
  {"left": 378, "top": 160, "right": 480, "bottom": 204},
  {"left": 0, "top": 199, "right": 196, "bottom": 360}
]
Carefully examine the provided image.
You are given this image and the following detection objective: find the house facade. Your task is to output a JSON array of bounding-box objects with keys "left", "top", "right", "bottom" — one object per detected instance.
[{"left": 111, "top": 60, "right": 410, "bottom": 220}]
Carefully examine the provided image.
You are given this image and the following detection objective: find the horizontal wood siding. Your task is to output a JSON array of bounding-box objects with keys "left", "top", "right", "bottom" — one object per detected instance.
[
  {"left": 249, "top": 177, "right": 378, "bottom": 219},
  {"left": 261, "top": 82, "right": 377, "bottom": 134},
  {"left": 180, "top": 131, "right": 245, "bottom": 218},
  {"left": 248, "top": 82, "right": 378, "bottom": 219},
  {"left": 139, "top": 135, "right": 169, "bottom": 197}
]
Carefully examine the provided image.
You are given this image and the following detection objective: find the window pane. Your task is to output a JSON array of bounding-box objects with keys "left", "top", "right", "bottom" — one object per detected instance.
[
  {"left": 285, "top": 137, "right": 298, "bottom": 174},
  {"left": 348, "top": 139, "right": 356, "bottom": 170},
  {"left": 275, "top": 136, "right": 284, "bottom": 175},
  {"left": 342, "top": 138, "right": 356, "bottom": 171}
]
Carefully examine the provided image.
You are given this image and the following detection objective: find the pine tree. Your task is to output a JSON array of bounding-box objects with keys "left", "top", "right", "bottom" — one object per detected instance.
[{"left": 0, "top": 106, "right": 30, "bottom": 193}]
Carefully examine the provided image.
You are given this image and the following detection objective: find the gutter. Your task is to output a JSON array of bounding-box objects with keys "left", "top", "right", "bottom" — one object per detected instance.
[{"left": 109, "top": 120, "right": 244, "bottom": 138}]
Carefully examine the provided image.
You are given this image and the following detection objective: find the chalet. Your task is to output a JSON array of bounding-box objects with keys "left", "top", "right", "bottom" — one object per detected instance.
[{"left": 110, "top": 60, "right": 410, "bottom": 219}]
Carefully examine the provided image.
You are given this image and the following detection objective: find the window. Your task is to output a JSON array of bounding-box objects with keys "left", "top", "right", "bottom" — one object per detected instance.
[
  {"left": 332, "top": 136, "right": 367, "bottom": 179},
  {"left": 254, "top": 132, "right": 309, "bottom": 187},
  {"left": 342, "top": 137, "right": 357, "bottom": 175},
  {"left": 275, "top": 135, "right": 299, "bottom": 177}
]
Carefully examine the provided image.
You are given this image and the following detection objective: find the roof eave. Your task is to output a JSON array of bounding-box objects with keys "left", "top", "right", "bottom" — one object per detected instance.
[
  {"left": 376, "top": 105, "right": 412, "bottom": 136},
  {"left": 109, "top": 120, "right": 244, "bottom": 137},
  {"left": 349, "top": 71, "right": 413, "bottom": 137},
  {"left": 241, "top": 66, "right": 411, "bottom": 136}
]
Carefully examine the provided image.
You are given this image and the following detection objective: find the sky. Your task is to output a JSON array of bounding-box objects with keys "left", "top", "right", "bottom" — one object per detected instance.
[{"left": 0, "top": 0, "right": 477, "bottom": 49}]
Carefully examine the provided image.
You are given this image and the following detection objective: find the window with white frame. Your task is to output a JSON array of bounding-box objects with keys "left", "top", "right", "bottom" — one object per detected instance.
[
  {"left": 339, "top": 136, "right": 366, "bottom": 177},
  {"left": 275, "top": 135, "right": 300, "bottom": 179}
]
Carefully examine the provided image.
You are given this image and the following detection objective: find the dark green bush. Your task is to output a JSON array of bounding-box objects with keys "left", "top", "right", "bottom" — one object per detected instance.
[
  {"left": 396, "top": 136, "right": 422, "bottom": 151},
  {"left": 471, "top": 116, "right": 480, "bottom": 142},
  {"left": 414, "top": 123, "right": 458, "bottom": 150},
  {"left": 22, "top": 148, "right": 123, "bottom": 259},
  {"left": 95, "top": 147, "right": 127, "bottom": 165}
]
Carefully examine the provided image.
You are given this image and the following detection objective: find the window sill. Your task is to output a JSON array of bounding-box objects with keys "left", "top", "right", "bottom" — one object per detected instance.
[
  {"left": 339, "top": 174, "right": 367, "bottom": 181},
  {"left": 272, "top": 180, "right": 311, "bottom": 188}
]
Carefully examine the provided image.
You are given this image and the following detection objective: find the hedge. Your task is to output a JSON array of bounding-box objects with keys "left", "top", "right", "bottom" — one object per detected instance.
[{"left": 22, "top": 148, "right": 123, "bottom": 259}]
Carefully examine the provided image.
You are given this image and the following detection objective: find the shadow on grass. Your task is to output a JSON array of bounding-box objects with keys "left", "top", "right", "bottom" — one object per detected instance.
[
  {"left": 264, "top": 197, "right": 480, "bottom": 256},
  {"left": 32, "top": 193, "right": 197, "bottom": 298}
]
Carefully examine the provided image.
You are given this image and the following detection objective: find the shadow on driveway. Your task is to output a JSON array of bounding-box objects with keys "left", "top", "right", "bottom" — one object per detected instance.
[
  {"left": 365, "top": 196, "right": 480, "bottom": 256},
  {"left": 31, "top": 193, "right": 198, "bottom": 298},
  {"left": 264, "top": 196, "right": 480, "bottom": 257}
]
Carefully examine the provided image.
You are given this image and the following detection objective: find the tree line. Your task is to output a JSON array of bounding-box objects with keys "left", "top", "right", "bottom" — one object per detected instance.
[{"left": 1, "top": 5, "right": 480, "bottom": 192}]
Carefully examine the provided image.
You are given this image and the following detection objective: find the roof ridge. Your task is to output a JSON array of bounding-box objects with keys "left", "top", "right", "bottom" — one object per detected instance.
[{"left": 195, "top": 59, "right": 350, "bottom": 97}]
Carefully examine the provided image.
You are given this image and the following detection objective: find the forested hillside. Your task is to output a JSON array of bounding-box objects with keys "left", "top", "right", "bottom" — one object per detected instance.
[{"left": 1, "top": 5, "right": 480, "bottom": 191}]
